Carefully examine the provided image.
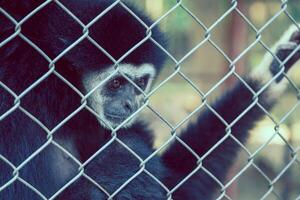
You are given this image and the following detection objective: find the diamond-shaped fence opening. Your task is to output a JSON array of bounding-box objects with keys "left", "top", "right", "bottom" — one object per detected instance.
[{"left": 1, "top": 0, "right": 300, "bottom": 199}]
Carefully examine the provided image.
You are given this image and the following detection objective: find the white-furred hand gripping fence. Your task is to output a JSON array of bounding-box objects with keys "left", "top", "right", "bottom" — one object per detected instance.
[{"left": 0, "top": 0, "right": 300, "bottom": 199}]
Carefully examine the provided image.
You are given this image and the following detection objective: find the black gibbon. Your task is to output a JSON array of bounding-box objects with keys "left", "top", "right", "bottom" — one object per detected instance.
[{"left": 0, "top": 0, "right": 299, "bottom": 199}]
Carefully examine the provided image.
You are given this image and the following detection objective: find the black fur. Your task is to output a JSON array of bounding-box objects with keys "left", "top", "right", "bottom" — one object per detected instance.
[{"left": 0, "top": 1, "right": 299, "bottom": 199}]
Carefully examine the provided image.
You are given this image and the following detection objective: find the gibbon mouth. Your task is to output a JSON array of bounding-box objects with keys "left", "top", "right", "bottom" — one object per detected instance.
[{"left": 105, "top": 113, "right": 129, "bottom": 123}]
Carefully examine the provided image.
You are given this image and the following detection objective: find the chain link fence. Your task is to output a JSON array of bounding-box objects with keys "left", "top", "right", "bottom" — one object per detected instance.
[{"left": 0, "top": 0, "right": 300, "bottom": 199}]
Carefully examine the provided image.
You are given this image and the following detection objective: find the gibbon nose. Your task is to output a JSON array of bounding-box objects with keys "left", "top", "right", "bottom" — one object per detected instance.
[{"left": 123, "top": 100, "right": 135, "bottom": 114}]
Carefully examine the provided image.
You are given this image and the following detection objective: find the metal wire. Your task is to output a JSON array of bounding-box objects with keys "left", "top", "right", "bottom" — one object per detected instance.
[{"left": 0, "top": 0, "right": 299, "bottom": 199}]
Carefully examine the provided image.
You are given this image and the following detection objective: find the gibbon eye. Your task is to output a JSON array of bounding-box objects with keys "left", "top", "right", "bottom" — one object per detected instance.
[
  {"left": 137, "top": 78, "right": 146, "bottom": 87},
  {"left": 136, "top": 76, "right": 149, "bottom": 90},
  {"left": 110, "top": 78, "right": 122, "bottom": 89}
]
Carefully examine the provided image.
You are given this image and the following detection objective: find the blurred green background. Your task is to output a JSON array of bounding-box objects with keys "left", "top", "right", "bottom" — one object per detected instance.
[{"left": 129, "top": 0, "right": 300, "bottom": 199}]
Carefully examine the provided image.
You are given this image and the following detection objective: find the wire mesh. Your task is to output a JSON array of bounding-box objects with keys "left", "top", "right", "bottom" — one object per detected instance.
[{"left": 0, "top": 0, "right": 300, "bottom": 199}]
